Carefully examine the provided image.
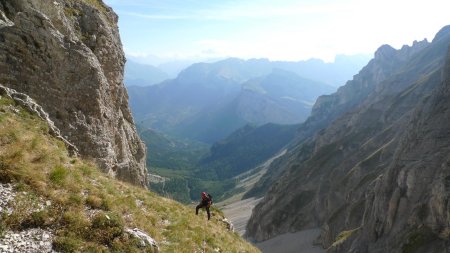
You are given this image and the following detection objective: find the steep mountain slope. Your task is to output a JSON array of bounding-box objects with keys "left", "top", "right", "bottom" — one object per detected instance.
[
  {"left": 273, "top": 54, "right": 371, "bottom": 87},
  {"left": 177, "top": 69, "right": 333, "bottom": 143},
  {"left": 127, "top": 62, "right": 242, "bottom": 136},
  {"left": 246, "top": 26, "right": 450, "bottom": 252},
  {"left": 345, "top": 45, "right": 450, "bottom": 253},
  {"left": 0, "top": 93, "right": 260, "bottom": 253},
  {"left": 0, "top": 0, "right": 147, "bottom": 186},
  {"left": 236, "top": 69, "right": 334, "bottom": 125},
  {"left": 245, "top": 38, "right": 432, "bottom": 200},
  {"left": 199, "top": 123, "right": 299, "bottom": 180},
  {"left": 129, "top": 65, "right": 334, "bottom": 143},
  {"left": 296, "top": 39, "right": 430, "bottom": 143},
  {"left": 124, "top": 60, "right": 169, "bottom": 86},
  {"left": 127, "top": 57, "right": 279, "bottom": 136}
]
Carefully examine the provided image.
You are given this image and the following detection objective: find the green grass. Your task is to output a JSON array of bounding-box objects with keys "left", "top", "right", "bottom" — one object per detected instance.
[
  {"left": 49, "top": 165, "right": 69, "bottom": 185},
  {"left": 331, "top": 227, "right": 360, "bottom": 247},
  {"left": 0, "top": 97, "right": 260, "bottom": 253}
]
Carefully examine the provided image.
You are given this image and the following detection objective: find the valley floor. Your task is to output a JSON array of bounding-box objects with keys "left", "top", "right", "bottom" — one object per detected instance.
[
  {"left": 221, "top": 197, "right": 324, "bottom": 253},
  {"left": 255, "top": 229, "right": 325, "bottom": 253},
  {"left": 221, "top": 197, "right": 262, "bottom": 236}
]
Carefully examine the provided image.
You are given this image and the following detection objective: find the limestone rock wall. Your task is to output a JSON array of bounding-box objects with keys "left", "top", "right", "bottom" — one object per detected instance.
[
  {"left": 247, "top": 26, "right": 450, "bottom": 252},
  {"left": 0, "top": 0, "right": 148, "bottom": 186}
]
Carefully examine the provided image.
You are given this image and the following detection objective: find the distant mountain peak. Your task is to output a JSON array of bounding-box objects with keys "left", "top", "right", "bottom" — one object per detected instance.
[
  {"left": 432, "top": 24, "right": 450, "bottom": 42},
  {"left": 374, "top": 44, "right": 396, "bottom": 59}
]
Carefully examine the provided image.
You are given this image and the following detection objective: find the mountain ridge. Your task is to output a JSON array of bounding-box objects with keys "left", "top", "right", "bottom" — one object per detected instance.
[
  {"left": 124, "top": 60, "right": 169, "bottom": 87},
  {"left": 245, "top": 25, "right": 450, "bottom": 253},
  {"left": 129, "top": 66, "right": 335, "bottom": 143}
]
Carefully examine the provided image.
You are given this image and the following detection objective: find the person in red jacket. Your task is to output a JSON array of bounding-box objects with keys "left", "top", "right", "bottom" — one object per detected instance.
[{"left": 196, "top": 192, "right": 213, "bottom": 220}]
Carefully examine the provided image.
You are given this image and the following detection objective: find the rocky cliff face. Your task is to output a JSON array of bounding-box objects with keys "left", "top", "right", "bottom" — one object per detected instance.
[
  {"left": 0, "top": 0, "right": 148, "bottom": 186},
  {"left": 247, "top": 26, "right": 450, "bottom": 252},
  {"left": 244, "top": 35, "right": 433, "bottom": 201},
  {"left": 345, "top": 45, "right": 450, "bottom": 253},
  {"left": 297, "top": 38, "right": 429, "bottom": 143}
]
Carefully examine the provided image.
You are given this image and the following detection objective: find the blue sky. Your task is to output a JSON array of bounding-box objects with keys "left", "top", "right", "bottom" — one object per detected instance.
[{"left": 104, "top": 0, "right": 449, "bottom": 64}]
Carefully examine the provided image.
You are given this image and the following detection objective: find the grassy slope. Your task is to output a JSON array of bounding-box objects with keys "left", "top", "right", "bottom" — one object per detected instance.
[{"left": 0, "top": 97, "right": 259, "bottom": 253}]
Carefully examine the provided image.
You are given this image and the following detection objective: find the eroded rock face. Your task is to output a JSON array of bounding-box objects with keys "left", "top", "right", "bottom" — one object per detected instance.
[
  {"left": 350, "top": 45, "right": 450, "bottom": 253},
  {"left": 0, "top": 0, "right": 148, "bottom": 187},
  {"left": 247, "top": 26, "right": 450, "bottom": 252},
  {"left": 244, "top": 35, "right": 434, "bottom": 210}
]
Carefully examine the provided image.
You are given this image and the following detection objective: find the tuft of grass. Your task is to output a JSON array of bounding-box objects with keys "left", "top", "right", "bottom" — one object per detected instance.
[
  {"left": 53, "top": 236, "right": 83, "bottom": 253},
  {"left": 0, "top": 97, "right": 14, "bottom": 106},
  {"left": 331, "top": 227, "right": 360, "bottom": 247},
  {"left": 90, "top": 212, "right": 124, "bottom": 245},
  {"left": 78, "top": 164, "right": 94, "bottom": 176},
  {"left": 49, "top": 165, "right": 68, "bottom": 185},
  {"left": 60, "top": 211, "right": 90, "bottom": 237},
  {"left": 24, "top": 210, "right": 50, "bottom": 228},
  {"left": 85, "top": 195, "right": 110, "bottom": 211}
]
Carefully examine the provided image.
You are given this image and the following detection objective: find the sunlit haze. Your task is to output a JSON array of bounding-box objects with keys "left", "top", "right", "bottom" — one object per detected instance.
[{"left": 104, "top": 0, "right": 449, "bottom": 64}]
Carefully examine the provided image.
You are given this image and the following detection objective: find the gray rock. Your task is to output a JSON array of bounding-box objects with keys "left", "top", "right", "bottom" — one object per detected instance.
[
  {"left": 0, "top": 229, "right": 57, "bottom": 253},
  {"left": 247, "top": 26, "right": 450, "bottom": 253},
  {"left": 0, "top": 0, "right": 148, "bottom": 187},
  {"left": 125, "top": 227, "right": 159, "bottom": 253},
  {"left": 0, "top": 184, "right": 15, "bottom": 215}
]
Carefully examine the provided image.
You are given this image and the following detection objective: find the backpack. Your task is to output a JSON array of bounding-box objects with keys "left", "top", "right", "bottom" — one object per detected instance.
[
  {"left": 207, "top": 194, "right": 213, "bottom": 204},
  {"left": 201, "top": 192, "right": 213, "bottom": 205}
]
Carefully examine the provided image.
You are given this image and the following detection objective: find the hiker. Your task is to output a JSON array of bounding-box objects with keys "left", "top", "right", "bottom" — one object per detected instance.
[{"left": 195, "top": 192, "right": 213, "bottom": 220}]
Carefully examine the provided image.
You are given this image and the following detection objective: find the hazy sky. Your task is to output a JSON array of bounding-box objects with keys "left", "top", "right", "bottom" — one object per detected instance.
[{"left": 104, "top": 0, "right": 449, "bottom": 63}]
